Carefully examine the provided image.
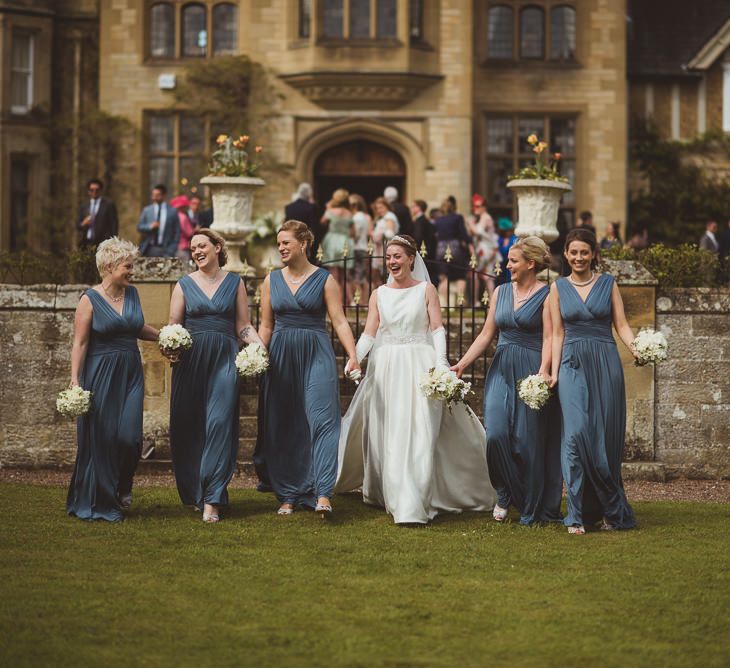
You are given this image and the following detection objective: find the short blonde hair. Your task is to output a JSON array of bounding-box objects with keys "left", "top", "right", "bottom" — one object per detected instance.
[
  {"left": 96, "top": 237, "right": 139, "bottom": 275},
  {"left": 511, "top": 236, "right": 551, "bottom": 273}
]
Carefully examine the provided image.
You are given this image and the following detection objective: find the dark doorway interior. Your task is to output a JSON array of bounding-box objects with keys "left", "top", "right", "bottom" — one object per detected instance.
[{"left": 314, "top": 140, "right": 406, "bottom": 212}]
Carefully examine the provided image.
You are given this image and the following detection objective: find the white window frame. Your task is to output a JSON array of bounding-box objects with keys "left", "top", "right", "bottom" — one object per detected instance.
[{"left": 10, "top": 31, "right": 34, "bottom": 115}]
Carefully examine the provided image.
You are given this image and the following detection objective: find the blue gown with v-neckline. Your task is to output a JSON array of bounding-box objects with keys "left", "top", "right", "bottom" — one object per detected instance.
[
  {"left": 256, "top": 268, "right": 340, "bottom": 506},
  {"left": 170, "top": 272, "right": 241, "bottom": 509},
  {"left": 482, "top": 282, "right": 563, "bottom": 525},
  {"left": 556, "top": 273, "right": 636, "bottom": 529},
  {"left": 67, "top": 286, "right": 145, "bottom": 522}
]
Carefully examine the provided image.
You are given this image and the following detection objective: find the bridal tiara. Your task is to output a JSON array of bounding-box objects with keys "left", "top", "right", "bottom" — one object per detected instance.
[{"left": 388, "top": 235, "right": 416, "bottom": 250}]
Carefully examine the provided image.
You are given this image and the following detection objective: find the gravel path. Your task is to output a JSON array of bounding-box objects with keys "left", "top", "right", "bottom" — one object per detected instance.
[{"left": 1, "top": 469, "right": 729, "bottom": 503}]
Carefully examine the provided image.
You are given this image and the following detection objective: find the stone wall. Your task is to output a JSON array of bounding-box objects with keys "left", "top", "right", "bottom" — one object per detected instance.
[
  {"left": 655, "top": 288, "right": 730, "bottom": 479},
  {"left": 1, "top": 271, "right": 729, "bottom": 479}
]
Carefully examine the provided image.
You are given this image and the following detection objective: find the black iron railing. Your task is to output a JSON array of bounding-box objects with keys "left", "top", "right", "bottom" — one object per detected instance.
[{"left": 243, "top": 245, "right": 501, "bottom": 383}]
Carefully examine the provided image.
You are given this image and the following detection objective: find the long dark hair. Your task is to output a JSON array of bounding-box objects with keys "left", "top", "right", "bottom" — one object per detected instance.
[{"left": 564, "top": 227, "right": 599, "bottom": 269}]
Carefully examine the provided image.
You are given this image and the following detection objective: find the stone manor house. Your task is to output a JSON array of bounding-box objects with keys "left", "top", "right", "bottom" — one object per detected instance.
[{"left": 1, "top": 0, "right": 730, "bottom": 250}]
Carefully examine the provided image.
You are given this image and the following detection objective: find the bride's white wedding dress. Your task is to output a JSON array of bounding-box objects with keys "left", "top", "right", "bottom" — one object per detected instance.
[{"left": 336, "top": 282, "right": 496, "bottom": 524}]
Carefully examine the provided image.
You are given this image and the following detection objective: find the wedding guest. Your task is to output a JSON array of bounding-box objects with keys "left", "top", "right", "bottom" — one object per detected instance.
[
  {"left": 470, "top": 194, "right": 498, "bottom": 300},
  {"left": 434, "top": 197, "right": 474, "bottom": 302},
  {"left": 384, "top": 186, "right": 412, "bottom": 236},
  {"left": 411, "top": 199, "right": 438, "bottom": 286},
  {"left": 699, "top": 219, "right": 720, "bottom": 256},
  {"left": 257, "top": 220, "right": 359, "bottom": 516},
  {"left": 600, "top": 221, "right": 623, "bottom": 251},
  {"left": 349, "top": 193, "right": 373, "bottom": 304},
  {"left": 167, "top": 229, "right": 263, "bottom": 523},
  {"left": 549, "top": 228, "right": 638, "bottom": 534},
  {"left": 76, "top": 178, "right": 119, "bottom": 248},
  {"left": 577, "top": 210, "right": 596, "bottom": 237},
  {"left": 452, "top": 237, "right": 562, "bottom": 525},
  {"left": 67, "top": 237, "right": 160, "bottom": 521},
  {"left": 188, "top": 194, "right": 203, "bottom": 230},
  {"left": 171, "top": 194, "right": 195, "bottom": 263},
  {"left": 320, "top": 188, "right": 354, "bottom": 288},
  {"left": 285, "top": 182, "right": 321, "bottom": 255},
  {"left": 496, "top": 217, "right": 518, "bottom": 285},
  {"left": 337, "top": 235, "right": 495, "bottom": 524},
  {"left": 627, "top": 227, "right": 649, "bottom": 250},
  {"left": 371, "top": 197, "right": 399, "bottom": 284},
  {"left": 137, "top": 184, "right": 181, "bottom": 258}
]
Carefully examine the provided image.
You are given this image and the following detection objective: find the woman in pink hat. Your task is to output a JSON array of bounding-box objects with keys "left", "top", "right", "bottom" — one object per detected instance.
[{"left": 171, "top": 194, "right": 194, "bottom": 263}]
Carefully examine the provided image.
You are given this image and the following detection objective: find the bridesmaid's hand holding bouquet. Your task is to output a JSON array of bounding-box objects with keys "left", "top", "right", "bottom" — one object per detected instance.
[
  {"left": 518, "top": 374, "right": 552, "bottom": 410},
  {"left": 235, "top": 343, "right": 269, "bottom": 378},
  {"left": 158, "top": 324, "right": 193, "bottom": 364},
  {"left": 56, "top": 385, "right": 92, "bottom": 419},
  {"left": 631, "top": 328, "right": 668, "bottom": 366}
]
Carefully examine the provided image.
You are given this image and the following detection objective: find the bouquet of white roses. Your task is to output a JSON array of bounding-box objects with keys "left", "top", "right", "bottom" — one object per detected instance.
[
  {"left": 56, "top": 386, "right": 92, "bottom": 419},
  {"left": 235, "top": 343, "right": 269, "bottom": 378},
  {"left": 632, "top": 328, "right": 668, "bottom": 366},
  {"left": 517, "top": 374, "right": 551, "bottom": 410},
  {"left": 158, "top": 324, "right": 193, "bottom": 355},
  {"left": 419, "top": 367, "right": 472, "bottom": 411}
]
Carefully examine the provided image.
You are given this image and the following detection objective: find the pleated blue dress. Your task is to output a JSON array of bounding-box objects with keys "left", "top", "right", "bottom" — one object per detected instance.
[
  {"left": 557, "top": 274, "right": 636, "bottom": 529},
  {"left": 67, "top": 287, "right": 145, "bottom": 522},
  {"left": 170, "top": 272, "right": 241, "bottom": 509},
  {"left": 258, "top": 268, "right": 341, "bottom": 507},
  {"left": 483, "top": 283, "right": 562, "bottom": 525}
]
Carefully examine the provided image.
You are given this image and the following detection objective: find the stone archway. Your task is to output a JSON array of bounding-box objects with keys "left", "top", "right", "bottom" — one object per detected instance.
[{"left": 313, "top": 140, "right": 406, "bottom": 210}]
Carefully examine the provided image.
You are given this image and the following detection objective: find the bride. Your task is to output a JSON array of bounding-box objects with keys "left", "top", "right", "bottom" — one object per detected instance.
[{"left": 337, "top": 234, "right": 495, "bottom": 524}]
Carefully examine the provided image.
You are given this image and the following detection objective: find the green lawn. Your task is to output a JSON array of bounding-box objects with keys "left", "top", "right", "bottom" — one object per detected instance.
[{"left": 1, "top": 484, "right": 729, "bottom": 668}]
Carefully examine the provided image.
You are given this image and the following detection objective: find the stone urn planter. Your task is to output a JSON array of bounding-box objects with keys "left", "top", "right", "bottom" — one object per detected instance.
[
  {"left": 506, "top": 179, "right": 572, "bottom": 244},
  {"left": 200, "top": 175, "right": 265, "bottom": 274}
]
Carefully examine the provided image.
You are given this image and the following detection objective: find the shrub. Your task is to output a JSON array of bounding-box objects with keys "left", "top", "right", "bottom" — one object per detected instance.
[{"left": 0, "top": 248, "right": 98, "bottom": 285}]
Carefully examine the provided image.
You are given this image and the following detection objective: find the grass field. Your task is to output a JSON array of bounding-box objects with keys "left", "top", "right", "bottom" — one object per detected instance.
[{"left": 1, "top": 483, "right": 729, "bottom": 667}]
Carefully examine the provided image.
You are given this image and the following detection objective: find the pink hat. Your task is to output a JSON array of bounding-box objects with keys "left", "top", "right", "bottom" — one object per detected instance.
[
  {"left": 170, "top": 195, "right": 191, "bottom": 209},
  {"left": 472, "top": 193, "right": 485, "bottom": 207}
]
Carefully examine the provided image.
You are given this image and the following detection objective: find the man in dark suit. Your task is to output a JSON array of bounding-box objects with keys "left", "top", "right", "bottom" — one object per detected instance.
[
  {"left": 699, "top": 219, "right": 720, "bottom": 256},
  {"left": 137, "top": 184, "right": 181, "bottom": 257},
  {"left": 285, "top": 182, "right": 321, "bottom": 255},
  {"left": 384, "top": 186, "right": 413, "bottom": 237},
  {"left": 411, "top": 199, "right": 438, "bottom": 286},
  {"left": 718, "top": 218, "right": 730, "bottom": 279},
  {"left": 77, "top": 178, "right": 119, "bottom": 247}
]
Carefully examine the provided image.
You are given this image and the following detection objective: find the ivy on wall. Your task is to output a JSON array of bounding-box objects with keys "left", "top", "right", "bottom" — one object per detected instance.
[{"left": 629, "top": 122, "right": 730, "bottom": 246}]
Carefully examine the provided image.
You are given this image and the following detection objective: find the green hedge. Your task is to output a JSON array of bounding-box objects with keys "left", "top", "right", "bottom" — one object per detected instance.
[{"left": 0, "top": 248, "right": 98, "bottom": 285}]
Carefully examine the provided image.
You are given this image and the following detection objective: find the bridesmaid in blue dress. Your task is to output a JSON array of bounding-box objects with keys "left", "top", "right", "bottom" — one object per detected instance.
[
  {"left": 453, "top": 237, "right": 562, "bottom": 525},
  {"left": 257, "top": 220, "right": 359, "bottom": 516},
  {"left": 167, "top": 229, "right": 263, "bottom": 523},
  {"left": 67, "top": 238, "right": 160, "bottom": 522},
  {"left": 549, "top": 228, "right": 638, "bottom": 534}
]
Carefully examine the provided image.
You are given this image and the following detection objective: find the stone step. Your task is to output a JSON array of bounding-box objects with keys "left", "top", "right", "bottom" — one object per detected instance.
[{"left": 621, "top": 461, "right": 667, "bottom": 482}]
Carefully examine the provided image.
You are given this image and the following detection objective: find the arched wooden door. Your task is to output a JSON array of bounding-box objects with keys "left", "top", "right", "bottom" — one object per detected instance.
[{"left": 314, "top": 140, "right": 406, "bottom": 210}]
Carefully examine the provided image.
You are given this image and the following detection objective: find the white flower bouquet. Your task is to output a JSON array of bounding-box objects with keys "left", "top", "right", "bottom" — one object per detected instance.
[
  {"left": 517, "top": 374, "right": 551, "bottom": 410},
  {"left": 158, "top": 324, "right": 193, "bottom": 355},
  {"left": 632, "top": 328, "right": 668, "bottom": 366},
  {"left": 235, "top": 343, "right": 269, "bottom": 378},
  {"left": 56, "top": 386, "right": 92, "bottom": 419},
  {"left": 419, "top": 367, "right": 472, "bottom": 411}
]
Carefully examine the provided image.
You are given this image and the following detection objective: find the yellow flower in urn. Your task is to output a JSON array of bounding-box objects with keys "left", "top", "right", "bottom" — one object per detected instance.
[
  {"left": 216, "top": 134, "right": 229, "bottom": 145},
  {"left": 255, "top": 146, "right": 263, "bottom": 154},
  {"left": 527, "top": 133, "right": 539, "bottom": 146}
]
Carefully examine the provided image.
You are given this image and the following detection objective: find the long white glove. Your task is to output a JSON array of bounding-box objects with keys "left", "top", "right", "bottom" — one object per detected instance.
[
  {"left": 432, "top": 327, "right": 450, "bottom": 370},
  {"left": 355, "top": 334, "right": 375, "bottom": 363}
]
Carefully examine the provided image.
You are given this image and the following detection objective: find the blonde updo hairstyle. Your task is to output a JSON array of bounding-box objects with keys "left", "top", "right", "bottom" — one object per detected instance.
[
  {"left": 95, "top": 237, "right": 139, "bottom": 276},
  {"left": 279, "top": 219, "right": 315, "bottom": 252},
  {"left": 191, "top": 228, "right": 228, "bottom": 267},
  {"left": 511, "top": 236, "right": 551, "bottom": 273},
  {"left": 327, "top": 188, "right": 351, "bottom": 209}
]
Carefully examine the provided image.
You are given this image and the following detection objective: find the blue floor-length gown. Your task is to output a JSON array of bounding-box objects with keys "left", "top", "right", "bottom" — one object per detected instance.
[
  {"left": 67, "top": 287, "right": 145, "bottom": 522},
  {"left": 483, "top": 283, "right": 562, "bottom": 525},
  {"left": 258, "top": 268, "right": 341, "bottom": 506},
  {"left": 170, "top": 272, "right": 241, "bottom": 509},
  {"left": 557, "top": 273, "right": 636, "bottom": 529}
]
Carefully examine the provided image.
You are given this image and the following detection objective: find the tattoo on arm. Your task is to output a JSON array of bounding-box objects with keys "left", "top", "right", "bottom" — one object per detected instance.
[{"left": 239, "top": 325, "right": 252, "bottom": 342}]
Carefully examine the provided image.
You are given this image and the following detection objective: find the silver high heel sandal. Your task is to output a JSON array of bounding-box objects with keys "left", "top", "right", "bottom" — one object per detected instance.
[
  {"left": 492, "top": 505, "right": 508, "bottom": 522},
  {"left": 277, "top": 505, "right": 294, "bottom": 516}
]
